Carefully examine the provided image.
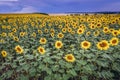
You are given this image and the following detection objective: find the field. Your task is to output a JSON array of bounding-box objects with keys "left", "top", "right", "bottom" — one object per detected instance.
[{"left": 0, "top": 14, "right": 120, "bottom": 80}]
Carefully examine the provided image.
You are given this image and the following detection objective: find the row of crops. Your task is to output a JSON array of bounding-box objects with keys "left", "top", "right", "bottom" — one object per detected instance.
[{"left": 0, "top": 14, "right": 120, "bottom": 80}]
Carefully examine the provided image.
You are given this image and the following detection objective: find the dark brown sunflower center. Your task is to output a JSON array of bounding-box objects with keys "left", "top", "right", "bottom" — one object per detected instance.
[
  {"left": 67, "top": 56, "right": 73, "bottom": 60},
  {"left": 112, "top": 40, "right": 117, "bottom": 44},
  {"left": 83, "top": 42, "right": 88, "bottom": 46},
  {"left": 100, "top": 42, "right": 107, "bottom": 47}
]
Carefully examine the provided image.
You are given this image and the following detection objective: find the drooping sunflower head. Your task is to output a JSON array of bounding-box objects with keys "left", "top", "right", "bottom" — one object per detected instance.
[
  {"left": 37, "top": 46, "right": 46, "bottom": 55},
  {"left": 110, "top": 37, "right": 119, "bottom": 46},
  {"left": 15, "top": 45, "right": 24, "bottom": 54},
  {"left": 55, "top": 41, "right": 63, "bottom": 49},
  {"left": 64, "top": 54, "right": 75, "bottom": 62},
  {"left": 39, "top": 38, "right": 47, "bottom": 44},
  {"left": 97, "top": 40, "right": 109, "bottom": 50},
  {"left": 1, "top": 50, "right": 7, "bottom": 57},
  {"left": 81, "top": 41, "right": 91, "bottom": 49}
]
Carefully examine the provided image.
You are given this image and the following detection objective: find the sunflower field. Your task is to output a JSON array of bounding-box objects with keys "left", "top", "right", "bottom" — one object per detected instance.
[{"left": 0, "top": 14, "right": 120, "bottom": 80}]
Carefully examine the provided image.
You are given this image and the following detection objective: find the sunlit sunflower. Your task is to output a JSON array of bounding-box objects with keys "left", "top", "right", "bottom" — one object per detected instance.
[
  {"left": 112, "top": 30, "right": 119, "bottom": 36},
  {"left": 1, "top": 50, "right": 7, "bottom": 57},
  {"left": 39, "top": 38, "right": 47, "bottom": 44},
  {"left": 57, "top": 33, "right": 64, "bottom": 38},
  {"left": 15, "top": 45, "right": 24, "bottom": 54},
  {"left": 77, "top": 28, "right": 84, "bottom": 34},
  {"left": 67, "top": 27, "right": 72, "bottom": 32},
  {"left": 55, "top": 41, "right": 63, "bottom": 49},
  {"left": 64, "top": 54, "right": 75, "bottom": 62},
  {"left": 97, "top": 40, "right": 109, "bottom": 50},
  {"left": 37, "top": 46, "right": 45, "bottom": 55},
  {"left": 81, "top": 41, "right": 91, "bottom": 49},
  {"left": 110, "top": 37, "right": 119, "bottom": 46},
  {"left": 103, "top": 27, "right": 109, "bottom": 34}
]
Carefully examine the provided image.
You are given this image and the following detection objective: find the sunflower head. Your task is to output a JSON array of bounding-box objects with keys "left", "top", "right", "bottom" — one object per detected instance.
[
  {"left": 103, "top": 27, "right": 109, "bottom": 34},
  {"left": 55, "top": 41, "right": 63, "bottom": 49},
  {"left": 15, "top": 45, "right": 24, "bottom": 54},
  {"left": 77, "top": 28, "right": 84, "bottom": 35},
  {"left": 112, "top": 30, "right": 119, "bottom": 36},
  {"left": 81, "top": 41, "right": 91, "bottom": 49},
  {"left": 64, "top": 54, "right": 75, "bottom": 62},
  {"left": 13, "top": 36, "right": 19, "bottom": 42},
  {"left": 97, "top": 40, "right": 109, "bottom": 50},
  {"left": 37, "top": 46, "right": 45, "bottom": 55},
  {"left": 1, "top": 50, "right": 7, "bottom": 57},
  {"left": 20, "top": 32, "right": 25, "bottom": 37},
  {"left": 57, "top": 33, "right": 64, "bottom": 38},
  {"left": 110, "top": 37, "right": 119, "bottom": 46},
  {"left": 39, "top": 38, "right": 47, "bottom": 44}
]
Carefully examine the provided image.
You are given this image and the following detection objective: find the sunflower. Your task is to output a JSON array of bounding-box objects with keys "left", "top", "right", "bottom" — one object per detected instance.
[
  {"left": 103, "top": 27, "right": 109, "bottom": 34},
  {"left": 1, "top": 50, "right": 7, "bottom": 57},
  {"left": 64, "top": 54, "right": 75, "bottom": 62},
  {"left": 62, "top": 28, "right": 67, "bottom": 33},
  {"left": 110, "top": 37, "right": 119, "bottom": 46},
  {"left": 12, "top": 28, "right": 17, "bottom": 33},
  {"left": 20, "top": 32, "right": 25, "bottom": 37},
  {"left": 37, "top": 46, "right": 45, "bottom": 55},
  {"left": 39, "top": 38, "right": 47, "bottom": 44},
  {"left": 112, "top": 30, "right": 119, "bottom": 36},
  {"left": 1, "top": 32, "right": 7, "bottom": 37},
  {"left": 86, "top": 31, "right": 91, "bottom": 36},
  {"left": 50, "top": 33, "right": 54, "bottom": 37},
  {"left": 77, "top": 28, "right": 84, "bottom": 35},
  {"left": 8, "top": 32, "right": 13, "bottom": 37},
  {"left": 89, "top": 24, "right": 96, "bottom": 29},
  {"left": 97, "top": 40, "right": 109, "bottom": 50},
  {"left": 57, "top": 33, "right": 64, "bottom": 38},
  {"left": 94, "top": 30, "right": 100, "bottom": 36},
  {"left": 15, "top": 45, "right": 24, "bottom": 54},
  {"left": 81, "top": 41, "right": 91, "bottom": 49},
  {"left": 55, "top": 41, "right": 63, "bottom": 49},
  {"left": 67, "top": 28, "right": 72, "bottom": 32},
  {"left": 38, "top": 30, "right": 43, "bottom": 34},
  {"left": 13, "top": 36, "right": 19, "bottom": 42},
  {"left": 31, "top": 32, "right": 36, "bottom": 37}
]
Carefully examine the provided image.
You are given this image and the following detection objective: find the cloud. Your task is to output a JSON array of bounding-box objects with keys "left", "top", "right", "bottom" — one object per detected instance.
[{"left": 13, "top": 6, "right": 37, "bottom": 13}]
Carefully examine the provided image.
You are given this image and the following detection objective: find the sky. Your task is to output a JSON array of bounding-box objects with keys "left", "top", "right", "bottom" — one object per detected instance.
[{"left": 0, "top": 0, "right": 120, "bottom": 13}]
